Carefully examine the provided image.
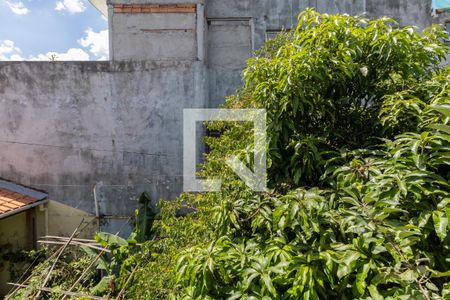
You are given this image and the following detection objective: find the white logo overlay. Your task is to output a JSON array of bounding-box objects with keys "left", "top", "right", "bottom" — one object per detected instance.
[{"left": 183, "top": 109, "right": 267, "bottom": 192}]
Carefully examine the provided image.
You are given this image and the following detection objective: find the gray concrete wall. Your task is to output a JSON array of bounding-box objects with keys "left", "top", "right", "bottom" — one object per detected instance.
[
  {"left": 366, "top": 0, "right": 432, "bottom": 29},
  {"left": 111, "top": 13, "right": 198, "bottom": 61},
  {"left": 433, "top": 11, "right": 450, "bottom": 65},
  {"left": 0, "top": 61, "right": 206, "bottom": 231},
  {"left": 108, "top": 0, "right": 436, "bottom": 106},
  {"left": 108, "top": 0, "right": 434, "bottom": 62},
  {"left": 263, "top": 0, "right": 367, "bottom": 32}
]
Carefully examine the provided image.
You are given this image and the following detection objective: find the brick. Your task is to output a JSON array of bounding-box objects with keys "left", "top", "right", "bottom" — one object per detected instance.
[{"left": 114, "top": 3, "right": 196, "bottom": 14}]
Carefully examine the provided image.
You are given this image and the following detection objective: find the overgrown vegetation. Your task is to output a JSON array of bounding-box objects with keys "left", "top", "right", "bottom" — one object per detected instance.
[
  {"left": 8, "top": 10, "right": 450, "bottom": 299},
  {"left": 0, "top": 244, "right": 46, "bottom": 285}
]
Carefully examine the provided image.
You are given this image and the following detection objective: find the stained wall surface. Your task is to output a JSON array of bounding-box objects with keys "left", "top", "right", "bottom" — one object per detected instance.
[{"left": 0, "top": 61, "right": 206, "bottom": 231}]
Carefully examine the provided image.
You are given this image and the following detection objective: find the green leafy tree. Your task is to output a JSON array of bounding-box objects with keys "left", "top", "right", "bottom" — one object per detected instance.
[{"left": 171, "top": 10, "right": 450, "bottom": 299}]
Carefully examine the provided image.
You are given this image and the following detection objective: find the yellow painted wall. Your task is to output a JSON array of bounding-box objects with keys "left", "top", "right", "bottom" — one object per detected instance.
[
  {"left": 0, "top": 210, "right": 41, "bottom": 297},
  {"left": 45, "top": 200, "right": 98, "bottom": 238},
  {"left": 0, "top": 212, "right": 28, "bottom": 250}
]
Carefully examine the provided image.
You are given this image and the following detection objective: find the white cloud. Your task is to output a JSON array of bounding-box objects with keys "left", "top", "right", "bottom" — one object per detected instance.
[
  {"left": 9, "top": 54, "right": 25, "bottom": 60},
  {"left": 55, "top": 0, "right": 86, "bottom": 14},
  {"left": 0, "top": 40, "right": 24, "bottom": 60},
  {"left": 0, "top": 28, "right": 109, "bottom": 62},
  {"left": 30, "top": 48, "right": 90, "bottom": 61},
  {"left": 5, "top": 1, "right": 30, "bottom": 15},
  {"left": 0, "top": 39, "right": 90, "bottom": 61},
  {"left": 0, "top": 40, "right": 19, "bottom": 55},
  {"left": 78, "top": 28, "right": 109, "bottom": 60}
]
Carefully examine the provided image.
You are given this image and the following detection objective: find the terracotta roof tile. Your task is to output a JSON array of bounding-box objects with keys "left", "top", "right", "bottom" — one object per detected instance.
[
  {"left": 0, "top": 180, "right": 48, "bottom": 219},
  {"left": 0, "top": 188, "right": 40, "bottom": 214}
]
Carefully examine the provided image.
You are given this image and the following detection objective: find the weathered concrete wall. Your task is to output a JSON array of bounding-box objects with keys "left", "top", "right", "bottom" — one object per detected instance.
[
  {"left": 109, "top": 0, "right": 368, "bottom": 105},
  {"left": 107, "top": 0, "right": 436, "bottom": 106},
  {"left": 111, "top": 12, "right": 198, "bottom": 61},
  {"left": 262, "top": 0, "right": 367, "bottom": 36},
  {"left": 0, "top": 61, "right": 206, "bottom": 231},
  {"left": 366, "top": 0, "right": 432, "bottom": 29},
  {"left": 433, "top": 11, "right": 450, "bottom": 65},
  {"left": 108, "top": 0, "right": 434, "bottom": 62},
  {"left": 108, "top": 0, "right": 204, "bottom": 61}
]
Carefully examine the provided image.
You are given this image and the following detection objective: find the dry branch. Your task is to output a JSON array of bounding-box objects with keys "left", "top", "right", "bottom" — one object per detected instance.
[
  {"left": 38, "top": 240, "right": 111, "bottom": 253},
  {"left": 61, "top": 249, "right": 107, "bottom": 300},
  {"left": 35, "top": 220, "right": 83, "bottom": 298},
  {"left": 8, "top": 283, "right": 110, "bottom": 300},
  {"left": 115, "top": 264, "right": 140, "bottom": 300}
]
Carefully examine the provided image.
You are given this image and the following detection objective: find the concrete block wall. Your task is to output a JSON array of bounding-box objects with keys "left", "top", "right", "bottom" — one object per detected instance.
[
  {"left": 0, "top": 61, "right": 206, "bottom": 232},
  {"left": 108, "top": 0, "right": 437, "bottom": 106},
  {"left": 109, "top": 2, "right": 203, "bottom": 61}
]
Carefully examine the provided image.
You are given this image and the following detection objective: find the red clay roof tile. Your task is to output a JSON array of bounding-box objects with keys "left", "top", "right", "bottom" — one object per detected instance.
[{"left": 0, "top": 188, "right": 39, "bottom": 214}]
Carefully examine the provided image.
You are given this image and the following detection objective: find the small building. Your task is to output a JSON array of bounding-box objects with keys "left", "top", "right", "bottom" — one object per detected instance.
[
  {"left": 0, "top": 180, "right": 97, "bottom": 297},
  {"left": 0, "top": 180, "right": 48, "bottom": 296},
  {"left": 0, "top": 180, "right": 49, "bottom": 248}
]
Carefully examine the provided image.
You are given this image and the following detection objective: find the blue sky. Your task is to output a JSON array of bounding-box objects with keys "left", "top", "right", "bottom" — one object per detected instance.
[
  {"left": 0, "top": 0, "right": 108, "bottom": 60},
  {"left": 433, "top": 0, "right": 450, "bottom": 9}
]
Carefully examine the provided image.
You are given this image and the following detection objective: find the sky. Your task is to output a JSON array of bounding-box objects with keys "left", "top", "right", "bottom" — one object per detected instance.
[
  {"left": 0, "top": 0, "right": 108, "bottom": 61},
  {"left": 433, "top": 0, "right": 450, "bottom": 9}
]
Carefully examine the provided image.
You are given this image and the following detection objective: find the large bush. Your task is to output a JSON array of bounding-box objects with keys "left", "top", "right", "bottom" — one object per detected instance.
[{"left": 170, "top": 10, "right": 450, "bottom": 299}]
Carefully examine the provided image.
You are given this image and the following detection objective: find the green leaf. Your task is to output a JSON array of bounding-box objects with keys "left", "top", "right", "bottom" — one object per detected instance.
[
  {"left": 355, "top": 262, "right": 371, "bottom": 295},
  {"left": 337, "top": 251, "right": 361, "bottom": 279},
  {"left": 368, "top": 285, "right": 383, "bottom": 300},
  {"left": 433, "top": 210, "right": 448, "bottom": 241},
  {"left": 90, "top": 275, "right": 115, "bottom": 296},
  {"left": 431, "top": 270, "right": 450, "bottom": 278},
  {"left": 431, "top": 104, "right": 450, "bottom": 118},
  {"left": 95, "top": 232, "right": 128, "bottom": 248},
  {"left": 262, "top": 273, "right": 277, "bottom": 297},
  {"left": 429, "top": 124, "right": 450, "bottom": 135}
]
